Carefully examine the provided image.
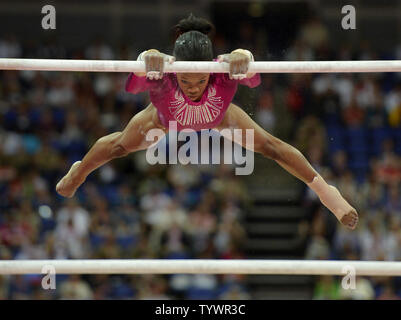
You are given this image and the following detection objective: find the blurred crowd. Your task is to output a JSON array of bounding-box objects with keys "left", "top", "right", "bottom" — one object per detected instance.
[{"left": 1, "top": 13, "right": 401, "bottom": 300}]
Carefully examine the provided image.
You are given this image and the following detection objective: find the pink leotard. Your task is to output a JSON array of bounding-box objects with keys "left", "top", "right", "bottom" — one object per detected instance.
[{"left": 125, "top": 71, "right": 261, "bottom": 131}]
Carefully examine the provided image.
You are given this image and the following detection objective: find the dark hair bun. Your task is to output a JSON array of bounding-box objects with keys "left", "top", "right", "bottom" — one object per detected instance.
[{"left": 174, "top": 13, "right": 215, "bottom": 38}]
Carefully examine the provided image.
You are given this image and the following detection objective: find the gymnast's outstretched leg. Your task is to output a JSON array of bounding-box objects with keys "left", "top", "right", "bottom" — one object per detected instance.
[
  {"left": 56, "top": 104, "right": 167, "bottom": 198},
  {"left": 215, "top": 103, "right": 358, "bottom": 229}
]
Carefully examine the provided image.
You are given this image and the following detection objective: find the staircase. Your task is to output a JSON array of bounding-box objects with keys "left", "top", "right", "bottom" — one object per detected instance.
[{"left": 242, "top": 155, "right": 315, "bottom": 299}]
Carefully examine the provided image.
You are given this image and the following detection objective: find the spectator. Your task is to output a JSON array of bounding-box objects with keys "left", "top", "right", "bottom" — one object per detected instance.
[
  {"left": 385, "top": 82, "right": 401, "bottom": 127},
  {"left": 313, "top": 276, "right": 341, "bottom": 300},
  {"left": 59, "top": 275, "right": 94, "bottom": 299},
  {"left": 339, "top": 277, "right": 375, "bottom": 300},
  {"left": 188, "top": 202, "right": 217, "bottom": 254},
  {"left": 256, "top": 90, "right": 276, "bottom": 132},
  {"left": 56, "top": 199, "right": 90, "bottom": 239},
  {"left": 376, "top": 280, "right": 400, "bottom": 300},
  {"left": 305, "top": 208, "right": 331, "bottom": 260},
  {"left": 359, "top": 218, "right": 387, "bottom": 261},
  {"left": 299, "top": 16, "right": 329, "bottom": 51},
  {"left": 0, "top": 34, "right": 21, "bottom": 58},
  {"left": 374, "top": 140, "right": 401, "bottom": 186}
]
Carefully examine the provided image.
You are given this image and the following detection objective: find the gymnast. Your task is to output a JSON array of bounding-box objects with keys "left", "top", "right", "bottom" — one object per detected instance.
[{"left": 56, "top": 14, "right": 358, "bottom": 229}]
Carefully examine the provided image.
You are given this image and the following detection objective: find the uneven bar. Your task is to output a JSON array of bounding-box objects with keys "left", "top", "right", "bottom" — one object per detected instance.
[
  {"left": 1, "top": 59, "right": 401, "bottom": 73},
  {"left": 0, "top": 260, "right": 401, "bottom": 276}
]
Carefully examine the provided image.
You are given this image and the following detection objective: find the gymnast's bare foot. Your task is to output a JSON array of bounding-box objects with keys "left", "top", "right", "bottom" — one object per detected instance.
[
  {"left": 340, "top": 209, "right": 359, "bottom": 230},
  {"left": 56, "top": 161, "right": 84, "bottom": 198}
]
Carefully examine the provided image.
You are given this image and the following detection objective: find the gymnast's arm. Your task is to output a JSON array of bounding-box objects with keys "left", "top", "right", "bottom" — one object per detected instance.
[
  {"left": 134, "top": 49, "right": 160, "bottom": 77},
  {"left": 218, "top": 48, "right": 257, "bottom": 81},
  {"left": 126, "top": 49, "right": 168, "bottom": 94},
  {"left": 134, "top": 49, "right": 175, "bottom": 79},
  {"left": 230, "top": 48, "right": 256, "bottom": 79}
]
